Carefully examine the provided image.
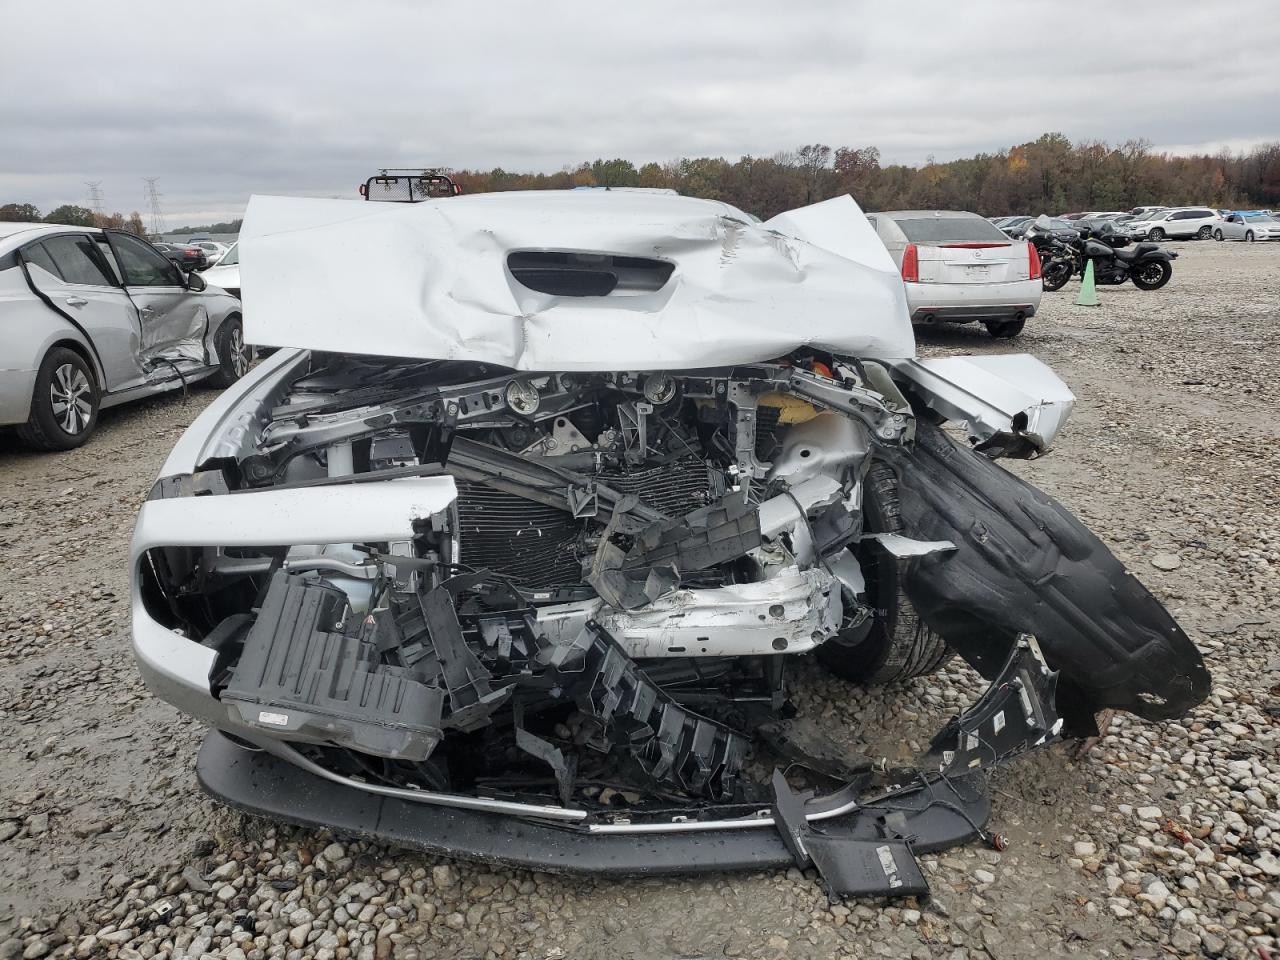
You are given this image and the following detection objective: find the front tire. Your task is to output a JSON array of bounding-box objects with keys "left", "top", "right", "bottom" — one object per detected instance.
[
  {"left": 1132, "top": 260, "right": 1172, "bottom": 291},
  {"left": 1245, "top": 231, "right": 1255, "bottom": 243},
  {"left": 1042, "top": 260, "right": 1072, "bottom": 291},
  {"left": 1149, "top": 227, "right": 1166, "bottom": 241},
  {"left": 207, "top": 316, "right": 249, "bottom": 388},
  {"left": 984, "top": 318, "right": 1026, "bottom": 339},
  {"left": 17, "top": 347, "right": 100, "bottom": 451},
  {"left": 815, "top": 463, "right": 951, "bottom": 685}
]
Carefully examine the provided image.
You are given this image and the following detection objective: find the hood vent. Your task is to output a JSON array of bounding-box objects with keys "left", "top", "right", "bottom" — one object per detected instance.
[{"left": 508, "top": 251, "right": 674, "bottom": 297}]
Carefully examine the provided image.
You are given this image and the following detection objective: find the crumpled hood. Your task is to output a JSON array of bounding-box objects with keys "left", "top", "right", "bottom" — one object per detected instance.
[{"left": 238, "top": 190, "right": 915, "bottom": 369}]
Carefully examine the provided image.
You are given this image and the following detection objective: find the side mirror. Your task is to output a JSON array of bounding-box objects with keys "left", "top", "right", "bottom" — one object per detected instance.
[{"left": 186, "top": 271, "right": 207, "bottom": 292}]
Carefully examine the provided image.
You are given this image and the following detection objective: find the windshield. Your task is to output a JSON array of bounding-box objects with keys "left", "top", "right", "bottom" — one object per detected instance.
[
  {"left": 894, "top": 216, "right": 1010, "bottom": 243},
  {"left": 1244, "top": 214, "right": 1278, "bottom": 223},
  {"left": 218, "top": 242, "right": 239, "bottom": 265}
]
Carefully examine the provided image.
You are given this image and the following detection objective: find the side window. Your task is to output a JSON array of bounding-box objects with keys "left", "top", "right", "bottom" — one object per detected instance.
[
  {"left": 21, "top": 241, "right": 63, "bottom": 280},
  {"left": 41, "top": 234, "right": 119, "bottom": 286},
  {"left": 94, "top": 238, "right": 124, "bottom": 284},
  {"left": 111, "top": 233, "right": 182, "bottom": 286}
]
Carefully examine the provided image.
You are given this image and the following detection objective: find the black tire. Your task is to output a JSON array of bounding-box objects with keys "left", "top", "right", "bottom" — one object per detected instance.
[
  {"left": 207, "top": 315, "right": 249, "bottom": 388},
  {"left": 1245, "top": 231, "right": 1255, "bottom": 243},
  {"left": 1131, "top": 260, "right": 1172, "bottom": 291},
  {"left": 1196, "top": 225, "right": 1212, "bottom": 240},
  {"left": 1213, "top": 230, "right": 1224, "bottom": 242},
  {"left": 1041, "top": 261, "right": 1072, "bottom": 292},
  {"left": 17, "top": 346, "right": 100, "bottom": 451},
  {"left": 815, "top": 463, "right": 951, "bottom": 685},
  {"left": 1149, "top": 227, "right": 1166, "bottom": 241},
  {"left": 984, "top": 318, "right": 1026, "bottom": 339}
]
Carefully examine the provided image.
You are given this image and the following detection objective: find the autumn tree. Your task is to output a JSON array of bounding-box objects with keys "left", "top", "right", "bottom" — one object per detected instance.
[
  {"left": 43, "top": 204, "right": 95, "bottom": 226},
  {"left": 0, "top": 202, "right": 41, "bottom": 221}
]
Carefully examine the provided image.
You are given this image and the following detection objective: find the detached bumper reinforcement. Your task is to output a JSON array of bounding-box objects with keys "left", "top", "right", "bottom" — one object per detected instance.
[
  {"left": 198, "top": 732, "right": 989, "bottom": 881},
  {"left": 198, "top": 638, "right": 1060, "bottom": 894}
]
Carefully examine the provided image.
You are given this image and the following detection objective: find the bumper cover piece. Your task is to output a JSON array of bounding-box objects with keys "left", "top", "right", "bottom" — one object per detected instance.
[
  {"left": 198, "top": 626, "right": 1063, "bottom": 896},
  {"left": 198, "top": 730, "right": 988, "bottom": 881}
]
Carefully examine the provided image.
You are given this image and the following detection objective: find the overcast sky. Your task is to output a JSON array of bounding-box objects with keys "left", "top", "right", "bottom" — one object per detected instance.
[{"left": 3, "top": 1, "right": 1278, "bottom": 225}]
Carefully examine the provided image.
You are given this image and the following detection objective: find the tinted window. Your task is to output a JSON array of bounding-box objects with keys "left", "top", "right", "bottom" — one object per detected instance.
[
  {"left": 111, "top": 233, "right": 181, "bottom": 286},
  {"left": 95, "top": 237, "right": 124, "bottom": 284},
  {"left": 22, "top": 241, "right": 62, "bottom": 279},
  {"left": 41, "top": 234, "right": 118, "bottom": 285},
  {"left": 892, "top": 216, "right": 1010, "bottom": 243}
]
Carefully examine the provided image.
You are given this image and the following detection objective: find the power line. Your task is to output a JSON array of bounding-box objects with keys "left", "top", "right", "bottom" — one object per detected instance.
[
  {"left": 85, "top": 181, "right": 105, "bottom": 220},
  {"left": 143, "top": 177, "right": 165, "bottom": 237}
]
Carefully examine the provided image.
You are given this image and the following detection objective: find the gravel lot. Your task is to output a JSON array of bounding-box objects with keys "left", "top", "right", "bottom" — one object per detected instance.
[{"left": 2, "top": 240, "right": 1278, "bottom": 960}]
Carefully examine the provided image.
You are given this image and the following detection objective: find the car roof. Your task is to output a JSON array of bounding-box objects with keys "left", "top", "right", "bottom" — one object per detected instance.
[
  {"left": 0, "top": 222, "right": 106, "bottom": 253},
  {"left": 879, "top": 210, "right": 986, "bottom": 220}
]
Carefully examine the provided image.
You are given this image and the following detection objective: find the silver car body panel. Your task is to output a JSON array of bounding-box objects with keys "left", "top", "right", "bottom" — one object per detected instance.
[
  {"left": 237, "top": 191, "right": 916, "bottom": 367},
  {"left": 888, "top": 354, "right": 1075, "bottom": 455},
  {"left": 0, "top": 223, "right": 242, "bottom": 427},
  {"left": 129, "top": 474, "right": 460, "bottom": 715}
]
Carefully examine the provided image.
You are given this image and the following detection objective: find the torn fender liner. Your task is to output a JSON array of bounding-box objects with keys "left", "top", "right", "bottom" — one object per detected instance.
[
  {"left": 887, "top": 419, "right": 1210, "bottom": 722},
  {"left": 197, "top": 730, "right": 989, "bottom": 882}
]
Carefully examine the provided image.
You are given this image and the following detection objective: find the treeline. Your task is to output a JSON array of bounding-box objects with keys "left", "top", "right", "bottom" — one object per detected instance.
[
  {"left": 0, "top": 202, "right": 147, "bottom": 236},
  {"left": 450, "top": 134, "right": 1280, "bottom": 219},
  {"left": 169, "top": 218, "right": 243, "bottom": 235},
  {"left": 6, "top": 135, "right": 1278, "bottom": 228}
]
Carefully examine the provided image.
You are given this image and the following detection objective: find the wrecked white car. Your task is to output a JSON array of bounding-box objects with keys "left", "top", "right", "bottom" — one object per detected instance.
[{"left": 130, "top": 190, "right": 1209, "bottom": 898}]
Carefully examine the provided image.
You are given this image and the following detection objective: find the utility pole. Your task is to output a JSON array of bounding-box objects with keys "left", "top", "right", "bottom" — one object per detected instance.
[
  {"left": 143, "top": 177, "right": 165, "bottom": 238},
  {"left": 85, "top": 181, "right": 106, "bottom": 223}
]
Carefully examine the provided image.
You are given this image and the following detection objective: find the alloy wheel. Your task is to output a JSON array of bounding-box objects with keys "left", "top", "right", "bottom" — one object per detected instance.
[
  {"left": 50, "top": 363, "right": 93, "bottom": 435},
  {"left": 229, "top": 325, "right": 249, "bottom": 377}
]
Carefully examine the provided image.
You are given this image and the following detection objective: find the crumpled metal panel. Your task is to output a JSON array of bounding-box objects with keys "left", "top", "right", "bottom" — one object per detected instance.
[
  {"left": 237, "top": 191, "right": 915, "bottom": 368},
  {"left": 888, "top": 354, "right": 1075, "bottom": 457}
]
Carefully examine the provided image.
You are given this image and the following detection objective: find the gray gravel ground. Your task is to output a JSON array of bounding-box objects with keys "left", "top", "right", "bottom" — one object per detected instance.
[{"left": 1, "top": 240, "right": 1278, "bottom": 959}]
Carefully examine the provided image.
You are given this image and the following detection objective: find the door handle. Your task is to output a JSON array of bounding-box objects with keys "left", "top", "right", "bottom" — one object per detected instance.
[
  {"left": 65, "top": 296, "right": 88, "bottom": 307},
  {"left": 140, "top": 306, "right": 156, "bottom": 317}
]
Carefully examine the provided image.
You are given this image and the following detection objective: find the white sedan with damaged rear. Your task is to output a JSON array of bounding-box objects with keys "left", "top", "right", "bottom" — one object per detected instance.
[
  {"left": 128, "top": 189, "right": 1208, "bottom": 900},
  {"left": 869, "top": 210, "right": 1043, "bottom": 338}
]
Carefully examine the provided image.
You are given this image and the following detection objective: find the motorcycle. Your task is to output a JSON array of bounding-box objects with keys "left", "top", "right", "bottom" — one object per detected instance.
[
  {"left": 1028, "top": 230, "right": 1075, "bottom": 292},
  {"left": 1028, "top": 216, "right": 1177, "bottom": 292}
]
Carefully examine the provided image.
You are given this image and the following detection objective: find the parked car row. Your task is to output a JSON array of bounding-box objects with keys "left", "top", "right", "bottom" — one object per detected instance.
[{"left": 994, "top": 206, "right": 1280, "bottom": 243}]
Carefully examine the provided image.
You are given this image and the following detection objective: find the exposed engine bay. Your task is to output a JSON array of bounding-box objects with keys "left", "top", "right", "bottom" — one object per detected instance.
[{"left": 133, "top": 347, "right": 1210, "bottom": 898}]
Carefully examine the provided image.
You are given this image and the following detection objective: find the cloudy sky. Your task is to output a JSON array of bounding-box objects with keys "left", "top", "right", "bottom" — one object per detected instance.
[{"left": 3, "top": 0, "right": 1278, "bottom": 225}]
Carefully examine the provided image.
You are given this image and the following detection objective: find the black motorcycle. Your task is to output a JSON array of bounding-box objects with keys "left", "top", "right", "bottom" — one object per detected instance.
[
  {"left": 1028, "top": 232, "right": 1075, "bottom": 291},
  {"left": 1029, "top": 218, "right": 1176, "bottom": 291}
]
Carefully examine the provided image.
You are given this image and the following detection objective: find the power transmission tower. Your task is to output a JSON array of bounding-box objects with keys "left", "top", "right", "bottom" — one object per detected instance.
[
  {"left": 143, "top": 177, "right": 165, "bottom": 238},
  {"left": 85, "top": 181, "right": 106, "bottom": 222}
]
